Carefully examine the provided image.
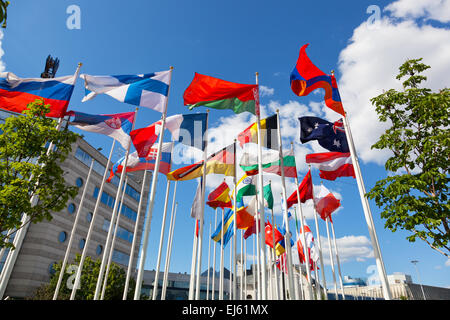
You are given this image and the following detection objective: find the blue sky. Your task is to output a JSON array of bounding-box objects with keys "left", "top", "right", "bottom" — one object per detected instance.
[{"left": 2, "top": 0, "right": 449, "bottom": 290}]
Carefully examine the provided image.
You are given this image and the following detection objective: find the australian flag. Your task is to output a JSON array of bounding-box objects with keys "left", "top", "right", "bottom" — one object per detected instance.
[{"left": 299, "top": 116, "right": 349, "bottom": 153}]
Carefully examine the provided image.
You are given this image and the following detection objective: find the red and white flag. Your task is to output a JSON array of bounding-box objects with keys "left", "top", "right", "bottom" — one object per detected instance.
[
  {"left": 314, "top": 184, "right": 341, "bottom": 221},
  {"left": 305, "top": 152, "right": 355, "bottom": 181},
  {"left": 130, "top": 120, "right": 162, "bottom": 158}
]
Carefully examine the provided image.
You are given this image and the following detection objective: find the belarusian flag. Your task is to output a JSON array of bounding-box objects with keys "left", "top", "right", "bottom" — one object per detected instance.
[
  {"left": 239, "top": 148, "right": 297, "bottom": 178},
  {"left": 183, "top": 73, "right": 258, "bottom": 115}
]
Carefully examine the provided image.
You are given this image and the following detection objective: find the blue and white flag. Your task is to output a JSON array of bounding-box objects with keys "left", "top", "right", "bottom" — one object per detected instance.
[
  {"left": 165, "top": 113, "right": 207, "bottom": 151},
  {"left": 67, "top": 110, "right": 135, "bottom": 149},
  {"left": 80, "top": 70, "right": 171, "bottom": 113}
]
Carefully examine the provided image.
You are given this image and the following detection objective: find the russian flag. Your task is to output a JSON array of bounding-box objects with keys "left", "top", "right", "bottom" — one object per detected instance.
[
  {"left": 306, "top": 152, "right": 355, "bottom": 181},
  {"left": 67, "top": 110, "right": 135, "bottom": 150},
  {"left": 107, "top": 142, "right": 173, "bottom": 182},
  {"left": 0, "top": 72, "right": 77, "bottom": 118}
]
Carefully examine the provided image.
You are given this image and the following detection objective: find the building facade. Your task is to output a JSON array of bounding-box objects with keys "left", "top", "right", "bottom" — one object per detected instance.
[{"left": 0, "top": 134, "right": 149, "bottom": 299}]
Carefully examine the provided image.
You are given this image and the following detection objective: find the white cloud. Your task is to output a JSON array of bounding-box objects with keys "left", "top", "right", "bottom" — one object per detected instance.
[
  {"left": 259, "top": 85, "right": 275, "bottom": 97},
  {"left": 385, "top": 0, "right": 450, "bottom": 23},
  {"left": 0, "top": 30, "right": 5, "bottom": 73},
  {"left": 445, "top": 259, "right": 450, "bottom": 267},
  {"left": 336, "top": 5, "right": 450, "bottom": 164}
]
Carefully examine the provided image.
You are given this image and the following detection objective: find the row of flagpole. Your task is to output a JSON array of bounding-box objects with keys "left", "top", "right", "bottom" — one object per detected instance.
[{"left": 0, "top": 53, "right": 393, "bottom": 301}]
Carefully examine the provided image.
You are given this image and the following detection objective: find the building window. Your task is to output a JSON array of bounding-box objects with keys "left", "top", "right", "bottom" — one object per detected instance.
[
  {"left": 79, "top": 238, "right": 86, "bottom": 250},
  {"left": 76, "top": 177, "right": 83, "bottom": 188},
  {"left": 74, "top": 147, "right": 105, "bottom": 176},
  {"left": 86, "top": 212, "right": 93, "bottom": 223},
  {"left": 58, "top": 231, "right": 67, "bottom": 243},
  {"left": 93, "top": 187, "right": 137, "bottom": 222},
  {"left": 68, "top": 203, "right": 76, "bottom": 214},
  {"left": 96, "top": 245, "right": 103, "bottom": 255},
  {"left": 112, "top": 249, "right": 130, "bottom": 266},
  {"left": 102, "top": 219, "right": 134, "bottom": 243}
]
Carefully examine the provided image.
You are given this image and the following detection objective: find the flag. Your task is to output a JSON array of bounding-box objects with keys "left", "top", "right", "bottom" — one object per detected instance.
[
  {"left": 80, "top": 70, "right": 171, "bottom": 113},
  {"left": 246, "top": 183, "right": 274, "bottom": 215},
  {"left": 165, "top": 113, "right": 207, "bottom": 151},
  {"left": 129, "top": 121, "right": 162, "bottom": 158},
  {"left": 239, "top": 148, "right": 297, "bottom": 178},
  {"left": 275, "top": 225, "right": 294, "bottom": 256},
  {"left": 235, "top": 174, "right": 257, "bottom": 203},
  {"left": 314, "top": 184, "right": 341, "bottom": 221},
  {"left": 211, "top": 207, "right": 234, "bottom": 247},
  {"left": 67, "top": 111, "right": 135, "bottom": 149},
  {"left": 191, "top": 178, "right": 203, "bottom": 220},
  {"left": 183, "top": 72, "right": 258, "bottom": 115},
  {"left": 107, "top": 142, "right": 173, "bottom": 182},
  {"left": 287, "top": 170, "right": 314, "bottom": 208},
  {"left": 299, "top": 116, "right": 349, "bottom": 153},
  {"left": 306, "top": 152, "right": 355, "bottom": 181},
  {"left": 265, "top": 221, "right": 284, "bottom": 249},
  {"left": 0, "top": 72, "right": 77, "bottom": 118},
  {"left": 167, "top": 143, "right": 235, "bottom": 181},
  {"left": 290, "top": 44, "right": 345, "bottom": 117},
  {"left": 237, "top": 114, "right": 279, "bottom": 150},
  {"left": 297, "top": 223, "right": 319, "bottom": 270},
  {"left": 206, "top": 181, "right": 232, "bottom": 209},
  {"left": 276, "top": 252, "right": 287, "bottom": 274},
  {"left": 243, "top": 216, "right": 261, "bottom": 240},
  {"left": 234, "top": 200, "right": 255, "bottom": 230}
]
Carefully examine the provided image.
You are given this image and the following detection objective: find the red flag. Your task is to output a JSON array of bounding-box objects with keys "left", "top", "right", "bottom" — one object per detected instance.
[
  {"left": 243, "top": 217, "right": 261, "bottom": 239},
  {"left": 314, "top": 184, "right": 341, "bottom": 221},
  {"left": 265, "top": 221, "right": 284, "bottom": 248},
  {"left": 286, "top": 170, "right": 313, "bottom": 208},
  {"left": 306, "top": 152, "right": 355, "bottom": 181},
  {"left": 130, "top": 120, "right": 162, "bottom": 158},
  {"left": 206, "top": 182, "right": 232, "bottom": 209}
]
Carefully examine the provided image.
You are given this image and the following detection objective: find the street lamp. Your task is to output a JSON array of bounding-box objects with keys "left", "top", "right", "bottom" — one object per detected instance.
[{"left": 411, "top": 260, "right": 426, "bottom": 300}]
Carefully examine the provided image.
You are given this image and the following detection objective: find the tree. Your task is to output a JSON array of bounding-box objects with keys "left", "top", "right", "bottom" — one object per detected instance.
[
  {"left": 0, "top": 1, "right": 9, "bottom": 28},
  {"left": 0, "top": 99, "right": 79, "bottom": 249},
  {"left": 367, "top": 58, "right": 449, "bottom": 258},
  {"left": 27, "top": 254, "right": 142, "bottom": 300}
]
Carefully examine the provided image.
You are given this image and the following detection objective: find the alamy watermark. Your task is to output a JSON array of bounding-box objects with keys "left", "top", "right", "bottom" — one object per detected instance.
[
  {"left": 66, "top": 5, "right": 81, "bottom": 30},
  {"left": 366, "top": 5, "right": 381, "bottom": 30}
]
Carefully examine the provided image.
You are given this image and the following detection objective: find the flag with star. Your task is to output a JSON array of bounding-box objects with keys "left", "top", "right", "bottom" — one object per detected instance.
[{"left": 299, "top": 116, "right": 349, "bottom": 153}]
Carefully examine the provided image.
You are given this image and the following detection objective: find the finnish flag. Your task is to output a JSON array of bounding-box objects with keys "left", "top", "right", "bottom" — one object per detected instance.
[{"left": 80, "top": 70, "right": 171, "bottom": 113}]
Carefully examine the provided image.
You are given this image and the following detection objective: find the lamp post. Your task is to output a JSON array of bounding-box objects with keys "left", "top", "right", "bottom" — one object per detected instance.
[{"left": 411, "top": 260, "right": 426, "bottom": 300}]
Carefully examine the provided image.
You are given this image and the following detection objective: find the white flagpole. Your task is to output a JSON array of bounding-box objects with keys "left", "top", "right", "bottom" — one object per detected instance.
[
  {"left": 330, "top": 217, "right": 346, "bottom": 299},
  {"left": 325, "top": 216, "right": 339, "bottom": 300},
  {"left": 252, "top": 226, "right": 257, "bottom": 300},
  {"left": 100, "top": 175, "right": 128, "bottom": 299},
  {"left": 292, "top": 205, "right": 305, "bottom": 300},
  {"left": 232, "top": 139, "right": 238, "bottom": 300},
  {"left": 240, "top": 229, "right": 244, "bottom": 300},
  {"left": 151, "top": 179, "right": 172, "bottom": 300},
  {"left": 229, "top": 235, "right": 232, "bottom": 300},
  {"left": 270, "top": 207, "right": 278, "bottom": 300},
  {"left": 254, "top": 72, "right": 267, "bottom": 300},
  {"left": 243, "top": 231, "right": 247, "bottom": 300},
  {"left": 219, "top": 208, "right": 225, "bottom": 300},
  {"left": 274, "top": 110, "right": 296, "bottom": 299},
  {"left": 211, "top": 208, "right": 217, "bottom": 300},
  {"left": 206, "top": 221, "right": 212, "bottom": 300},
  {"left": 161, "top": 198, "right": 178, "bottom": 300},
  {"left": 253, "top": 194, "right": 261, "bottom": 300},
  {"left": 134, "top": 66, "right": 173, "bottom": 300},
  {"left": 70, "top": 138, "right": 116, "bottom": 300},
  {"left": 53, "top": 156, "right": 95, "bottom": 300},
  {"left": 308, "top": 164, "right": 328, "bottom": 300},
  {"left": 94, "top": 107, "right": 139, "bottom": 300},
  {"left": 188, "top": 219, "right": 199, "bottom": 300},
  {"left": 341, "top": 108, "right": 392, "bottom": 300},
  {"left": 194, "top": 110, "right": 209, "bottom": 300},
  {"left": 123, "top": 169, "right": 152, "bottom": 300}
]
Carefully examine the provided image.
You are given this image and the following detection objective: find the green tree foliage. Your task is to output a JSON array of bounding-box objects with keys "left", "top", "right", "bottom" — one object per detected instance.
[
  {"left": 0, "top": 1, "right": 9, "bottom": 28},
  {"left": 367, "top": 58, "right": 449, "bottom": 258},
  {"left": 0, "top": 99, "right": 79, "bottom": 249},
  {"left": 28, "top": 254, "right": 140, "bottom": 300}
]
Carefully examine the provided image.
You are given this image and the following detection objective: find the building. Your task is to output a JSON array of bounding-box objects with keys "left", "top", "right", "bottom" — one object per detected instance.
[{"left": 0, "top": 130, "right": 149, "bottom": 299}]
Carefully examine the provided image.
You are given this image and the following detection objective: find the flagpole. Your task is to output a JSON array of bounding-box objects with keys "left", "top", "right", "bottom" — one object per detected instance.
[
  {"left": 134, "top": 66, "right": 174, "bottom": 300},
  {"left": 329, "top": 217, "right": 346, "bottom": 299},
  {"left": 270, "top": 207, "right": 279, "bottom": 300},
  {"left": 253, "top": 193, "right": 261, "bottom": 300},
  {"left": 255, "top": 72, "right": 267, "bottom": 300},
  {"left": 100, "top": 175, "right": 128, "bottom": 299},
  {"left": 212, "top": 208, "right": 217, "bottom": 300},
  {"left": 188, "top": 219, "right": 199, "bottom": 300},
  {"left": 161, "top": 198, "right": 178, "bottom": 300},
  {"left": 194, "top": 110, "right": 209, "bottom": 300},
  {"left": 219, "top": 208, "right": 225, "bottom": 300},
  {"left": 229, "top": 235, "right": 232, "bottom": 299},
  {"left": 243, "top": 231, "right": 247, "bottom": 300},
  {"left": 274, "top": 110, "right": 296, "bottom": 300},
  {"left": 123, "top": 169, "right": 152, "bottom": 300},
  {"left": 53, "top": 156, "right": 95, "bottom": 300},
  {"left": 293, "top": 205, "right": 305, "bottom": 300},
  {"left": 240, "top": 229, "right": 244, "bottom": 300},
  {"left": 232, "top": 139, "right": 238, "bottom": 300},
  {"left": 151, "top": 179, "right": 172, "bottom": 300},
  {"left": 325, "top": 215, "right": 339, "bottom": 300},
  {"left": 206, "top": 221, "right": 212, "bottom": 300},
  {"left": 252, "top": 226, "right": 257, "bottom": 300},
  {"left": 70, "top": 138, "right": 116, "bottom": 300},
  {"left": 291, "top": 200, "right": 303, "bottom": 300},
  {"left": 340, "top": 107, "right": 392, "bottom": 300},
  {"left": 94, "top": 107, "right": 138, "bottom": 300}
]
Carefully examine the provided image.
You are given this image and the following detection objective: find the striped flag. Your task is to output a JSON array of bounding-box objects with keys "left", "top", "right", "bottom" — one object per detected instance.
[
  {"left": 211, "top": 208, "right": 234, "bottom": 247},
  {"left": 80, "top": 70, "right": 171, "bottom": 113},
  {"left": 239, "top": 148, "right": 297, "bottom": 178},
  {"left": 313, "top": 184, "right": 341, "bottom": 221},
  {"left": 237, "top": 114, "right": 279, "bottom": 150},
  {"left": 0, "top": 72, "right": 77, "bottom": 118},
  {"left": 306, "top": 152, "right": 355, "bottom": 181},
  {"left": 206, "top": 182, "right": 232, "bottom": 209}
]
